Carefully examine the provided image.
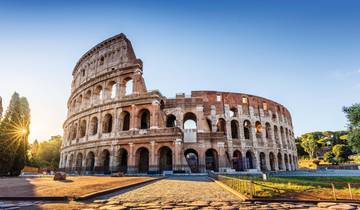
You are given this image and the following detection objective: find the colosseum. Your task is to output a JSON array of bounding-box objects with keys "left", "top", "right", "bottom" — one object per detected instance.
[{"left": 59, "top": 33, "right": 298, "bottom": 175}]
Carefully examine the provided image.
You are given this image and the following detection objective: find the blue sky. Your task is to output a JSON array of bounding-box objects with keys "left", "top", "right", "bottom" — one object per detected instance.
[{"left": 0, "top": 0, "right": 359, "bottom": 142}]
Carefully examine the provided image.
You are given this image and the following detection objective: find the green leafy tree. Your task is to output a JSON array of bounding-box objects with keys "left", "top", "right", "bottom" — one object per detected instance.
[
  {"left": 332, "top": 144, "right": 352, "bottom": 163},
  {"left": 28, "top": 136, "right": 62, "bottom": 168},
  {"left": 300, "top": 133, "right": 318, "bottom": 159},
  {"left": 343, "top": 104, "right": 360, "bottom": 152},
  {"left": 323, "top": 151, "right": 336, "bottom": 164}
]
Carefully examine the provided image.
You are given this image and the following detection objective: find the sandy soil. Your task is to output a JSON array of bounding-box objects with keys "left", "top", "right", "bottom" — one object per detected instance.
[{"left": 0, "top": 176, "right": 155, "bottom": 197}]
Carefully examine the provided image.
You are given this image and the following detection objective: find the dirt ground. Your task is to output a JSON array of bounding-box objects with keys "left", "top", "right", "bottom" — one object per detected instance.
[{"left": 0, "top": 176, "right": 155, "bottom": 197}]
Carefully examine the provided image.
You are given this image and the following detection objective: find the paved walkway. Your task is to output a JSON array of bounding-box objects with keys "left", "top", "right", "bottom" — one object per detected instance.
[{"left": 2, "top": 176, "right": 360, "bottom": 209}]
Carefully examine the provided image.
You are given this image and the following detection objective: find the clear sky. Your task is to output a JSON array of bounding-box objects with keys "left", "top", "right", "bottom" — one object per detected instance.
[{"left": 0, "top": 0, "right": 359, "bottom": 142}]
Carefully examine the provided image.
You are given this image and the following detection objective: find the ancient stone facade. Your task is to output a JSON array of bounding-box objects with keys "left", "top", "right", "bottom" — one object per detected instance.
[{"left": 59, "top": 33, "right": 298, "bottom": 174}]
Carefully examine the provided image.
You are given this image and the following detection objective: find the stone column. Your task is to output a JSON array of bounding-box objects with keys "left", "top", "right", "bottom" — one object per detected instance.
[
  {"left": 128, "top": 143, "right": 135, "bottom": 173},
  {"left": 174, "top": 139, "right": 182, "bottom": 171},
  {"left": 218, "top": 142, "right": 227, "bottom": 172},
  {"left": 151, "top": 100, "right": 160, "bottom": 129},
  {"left": 130, "top": 104, "right": 137, "bottom": 130},
  {"left": 265, "top": 152, "right": 271, "bottom": 171},
  {"left": 150, "top": 141, "right": 157, "bottom": 172}
]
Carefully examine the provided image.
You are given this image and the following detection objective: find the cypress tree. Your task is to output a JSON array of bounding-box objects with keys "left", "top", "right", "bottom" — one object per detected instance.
[{"left": 0, "top": 93, "right": 31, "bottom": 176}]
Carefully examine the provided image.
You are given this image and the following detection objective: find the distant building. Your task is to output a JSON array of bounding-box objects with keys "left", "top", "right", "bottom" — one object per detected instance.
[{"left": 59, "top": 33, "right": 298, "bottom": 174}]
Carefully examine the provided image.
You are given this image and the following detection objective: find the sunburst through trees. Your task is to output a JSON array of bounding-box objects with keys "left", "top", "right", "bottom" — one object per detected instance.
[{"left": 0, "top": 92, "right": 30, "bottom": 176}]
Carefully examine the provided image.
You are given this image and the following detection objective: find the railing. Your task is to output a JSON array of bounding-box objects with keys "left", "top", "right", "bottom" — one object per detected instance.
[{"left": 209, "top": 172, "right": 255, "bottom": 199}]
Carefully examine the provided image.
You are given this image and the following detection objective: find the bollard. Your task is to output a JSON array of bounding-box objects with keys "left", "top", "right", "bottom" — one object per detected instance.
[
  {"left": 348, "top": 183, "right": 353, "bottom": 200},
  {"left": 331, "top": 183, "right": 336, "bottom": 201}
]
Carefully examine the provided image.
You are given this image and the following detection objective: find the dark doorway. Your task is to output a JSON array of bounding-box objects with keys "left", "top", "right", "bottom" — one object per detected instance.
[
  {"left": 260, "top": 152, "right": 267, "bottom": 171},
  {"left": 246, "top": 151, "right": 254, "bottom": 169},
  {"left": 184, "top": 149, "right": 199, "bottom": 173},
  {"left": 102, "top": 150, "right": 110, "bottom": 174},
  {"left": 118, "top": 148, "right": 128, "bottom": 173},
  {"left": 137, "top": 147, "right": 149, "bottom": 173},
  {"left": 232, "top": 150, "right": 243, "bottom": 171},
  {"left": 159, "top": 146, "right": 173, "bottom": 172},
  {"left": 269, "top": 152, "right": 275, "bottom": 171},
  {"left": 86, "top": 152, "right": 95, "bottom": 173},
  {"left": 205, "top": 149, "right": 219, "bottom": 172}
]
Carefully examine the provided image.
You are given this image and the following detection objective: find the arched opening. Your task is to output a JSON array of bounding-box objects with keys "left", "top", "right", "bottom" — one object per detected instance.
[
  {"left": 245, "top": 151, "right": 255, "bottom": 169},
  {"left": 84, "top": 90, "right": 92, "bottom": 106},
  {"left": 120, "top": 111, "right": 131, "bottom": 131},
  {"left": 159, "top": 146, "right": 173, "bottom": 172},
  {"left": 206, "top": 119, "right": 212, "bottom": 132},
  {"left": 184, "top": 149, "right": 199, "bottom": 173},
  {"left": 229, "top": 107, "right": 238, "bottom": 118},
  {"left": 166, "top": 114, "right": 176, "bottom": 128},
  {"left": 231, "top": 120, "right": 239, "bottom": 139},
  {"left": 71, "top": 124, "right": 78, "bottom": 140},
  {"left": 102, "top": 114, "right": 113, "bottom": 133},
  {"left": 232, "top": 150, "right": 243, "bottom": 171},
  {"left": 118, "top": 148, "right": 128, "bottom": 173},
  {"left": 86, "top": 152, "right": 95, "bottom": 173},
  {"left": 259, "top": 152, "right": 267, "bottom": 171},
  {"left": 284, "top": 154, "right": 289, "bottom": 171},
  {"left": 274, "top": 125, "right": 279, "bottom": 143},
  {"left": 265, "top": 123, "right": 271, "bottom": 139},
  {"left": 110, "top": 82, "right": 117, "bottom": 99},
  {"left": 139, "top": 109, "right": 150, "bottom": 129},
  {"left": 75, "top": 153, "right": 83, "bottom": 174},
  {"left": 136, "top": 147, "right": 149, "bottom": 173},
  {"left": 95, "top": 85, "right": 103, "bottom": 101},
  {"left": 277, "top": 153, "right": 283, "bottom": 170},
  {"left": 68, "top": 154, "right": 74, "bottom": 171},
  {"left": 80, "top": 120, "right": 87, "bottom": 138},
  {"left": 289, "top": 154, "right": 293, "bottom": 170},
  {"left": 125, "top": 78, "right": 133, "bottom": 95},
  {"left": 269, "top": 152, "right": 275, "bottom": 171},
  {"left": 77, "top": 95, "right": 83, "bottom": 107},
  {"left": 243, "top": 120, "right": 251, "bottom": 139},
  {"left": 205, "top": 149, "right": 219, "bottom": 172},
  {"left": 183, "top": 112, "right": 197, "bottom": 129},
  {"left": 216, "top": 118, "right": 226, "bottom": 134},
  {"left": 280, "top": 126, "right": 285, "bottom": 146},
  {"left": 101, "top": 150, "right": 111, "bottom": 174},
  {"left": 255, "top": 121, "right": 262, "bottom": 139},
  {"left": 90, "top": 117, "right": 98, "bottom": 135}
]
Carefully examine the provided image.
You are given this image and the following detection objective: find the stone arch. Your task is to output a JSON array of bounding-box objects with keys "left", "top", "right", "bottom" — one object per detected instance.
[
  {"left": 124, "top": 77, "right": 133, "bottom": 95},
  {"left": 80, "top": 119, "right": 87, "bottom": 138},
  {"left": 229, "top": 107, "right": 238, "bottom": 118},
  {"left": 117, "top": 148, "right": 128, "bottom": 173},
  {"left": 280, "top": 126, "right": 286, "bottom": 146},
  {"left": 120, "top": 111, "right": 131, "bottom": 131},
  {"left": 84, "top": 90, "right": 92, "bottom": 106},
  {"left": 77, "top": 94, "right": 83, "bottom": 107},
  {"left": 102, "top": 113, "right": 113, "bottom": 133},
  {"left": 158, "top": 146, "right": 173, "bottom": 172},
  {"left": 259, "top": 152, "right": 267, "bottom": 171},
  {"left": 106, "top": 80, "right": 117, "bottom": 99},
  {"left": 265, "top": 122, "right": 271, "bottom": 139},
  {"left": 95, "top": 85, "right": 103, "bottom": 100},
  {"left": 206, "top": 118, "right": 212, "bottom": 132},
  {"left": 205, "top": 149, "right": 219, "bottom": 172},
  {"left": 86, "top": 151, "right": 95, "bottom": 173},
  {"left": 136, "top": 147, "right": 149, "bottom": 173},
  {"left": 277, "top": 153, "right": 283, "bottom": 170},
  {"left": 75, "top": 153, "right": 83, "bottom": 174},
  {"left": 138, "top": 109, "right": 150, "bottom": 129},
  {"left": 68, "top": 154, "right": 74, "bottom": 171},
  {"left": 184, "top": 149, "right": 199, "bottom": 173},
  {"left": 183, "top": 112, "right": 197, "bottom": 129},
  {"left": 289, "top": 154, "right": 293, "bottom": 170},
  {"left": 101, "top": 149, "right": 111, "bottom": 174},
  {"left": 284, "top": 154, "right": 289, "bottom": 171},
  {"left": 90, "top": 117, "right": 98, "bottom": 135},
  {"left": 255, "top": 121, "right": 262, "bottom": 139},
  {"left": 245, "top": 150, "right": 256, "bottom": 169},
  {"left": 71, "top": 123, "right": 78, "bottom": 140},
  {"left": 232, "top": 150, "right": 243, "bottom": 171},
  {"left": 216, "top": 118, "right": 226, "bottom": 134},
  {"left": 274, "top": 125, "right": 279, "bottom": 144},
  {"left": 269, "top": 152, "right": 275, "bottom": 171},
  {"left": 243, "top": 120, "right": 251, "bottom": 140},
  {"left": 166, "top": 114, "right": 176, "bottom": 128},
  {"left": 231, "top": 120, "right": 239, "bottom": 139}
]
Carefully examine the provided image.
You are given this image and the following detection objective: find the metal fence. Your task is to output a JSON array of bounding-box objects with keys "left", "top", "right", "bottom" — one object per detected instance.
[{"left": 209, "top": 172, "right": 255, "bottom": 198}]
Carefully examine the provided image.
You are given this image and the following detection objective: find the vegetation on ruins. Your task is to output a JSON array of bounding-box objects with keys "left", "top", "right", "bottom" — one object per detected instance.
[{"left": 0, "top": 92, "right": 30, "bottom": 176}]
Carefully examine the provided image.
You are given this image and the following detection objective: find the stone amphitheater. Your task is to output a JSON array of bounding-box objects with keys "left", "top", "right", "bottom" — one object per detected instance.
[{"left": 59, "top": 33, "right": 298, "bottom": 174}]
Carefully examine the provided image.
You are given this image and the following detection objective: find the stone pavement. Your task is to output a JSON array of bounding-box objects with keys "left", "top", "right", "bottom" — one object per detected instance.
[{"left": 1, "top": 176, "right": 360, "bottom": 209}]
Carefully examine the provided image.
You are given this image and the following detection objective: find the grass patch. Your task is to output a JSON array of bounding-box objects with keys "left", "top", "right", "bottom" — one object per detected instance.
[{"left": 227, "top": 176, "right": 360, "bottom": 199}]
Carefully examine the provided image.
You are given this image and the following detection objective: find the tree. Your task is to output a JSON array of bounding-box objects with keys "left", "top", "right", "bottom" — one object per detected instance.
[
  {"left": 343, "top": 104, "right": 360, "bottom": 152},
  {"left": 332, "top": 144, "right": 352, "bottom": 163},
  {"left": 324, "top": 151, "right": 336, "bottom": 164},
  {"left": 300, "top": 133, "right": 318, "bottom": 159},
  {"left": 0, "top": 93, "right": 30, "bottom": 176},
  {"left": 28, "top": 136, "right": 62, "bottom": 168}
]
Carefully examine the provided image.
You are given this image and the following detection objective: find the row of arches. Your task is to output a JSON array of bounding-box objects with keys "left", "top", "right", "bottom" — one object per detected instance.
[
  {"left": 70, "top": 78, "right": 134, "bottom": 112},
  {"left": 67, "top": 109, "right": 149, "bottom": 141}
]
